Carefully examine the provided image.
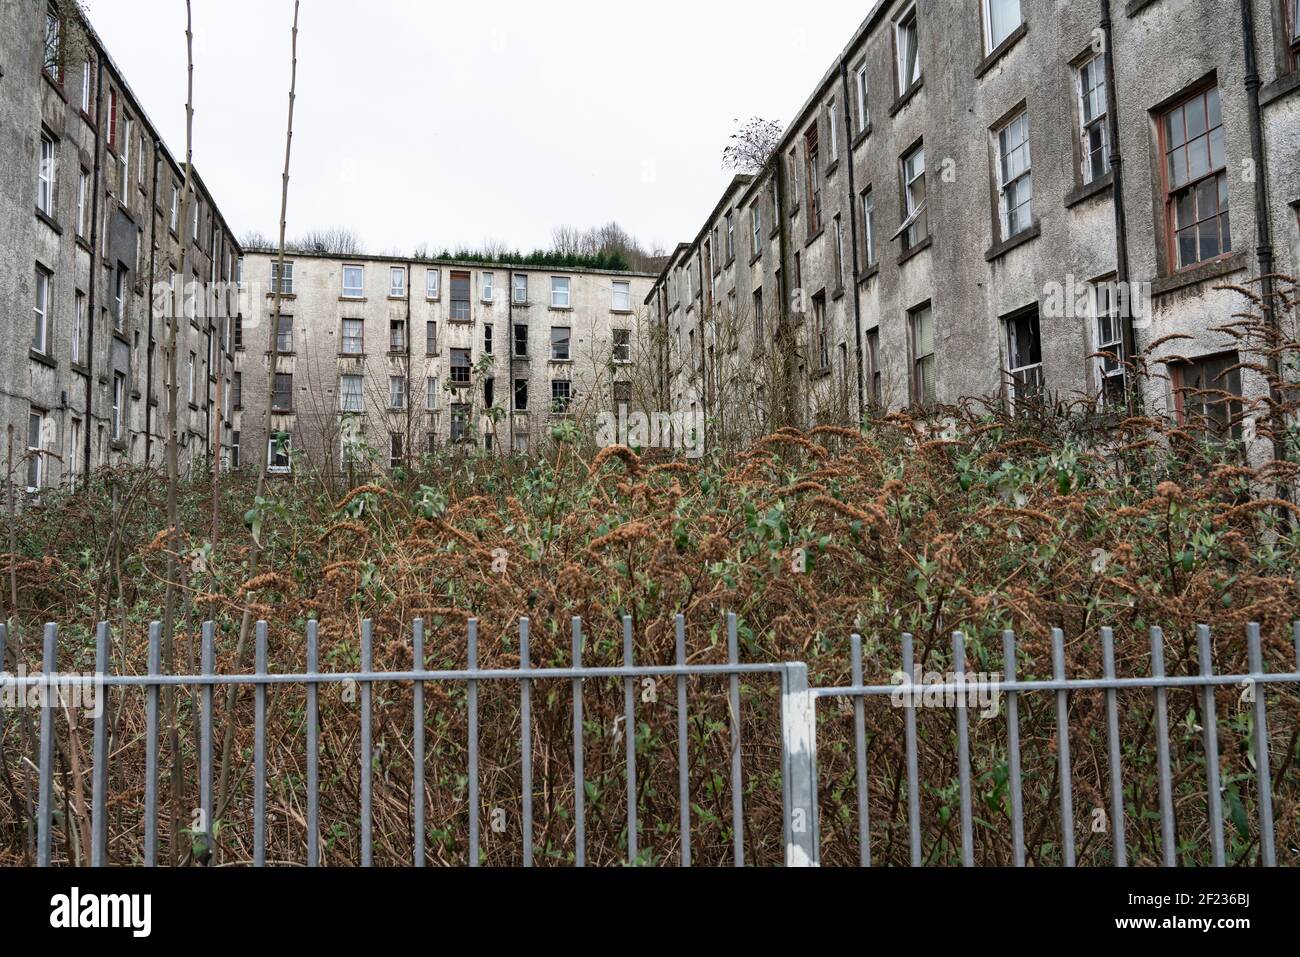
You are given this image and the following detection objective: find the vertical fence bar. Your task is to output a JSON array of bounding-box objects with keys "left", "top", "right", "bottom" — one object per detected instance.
[
  {"left": 253, "top": 621, "right": 268, "bottom": 868},
  {"left": 200, "top": 622, "right": 215, "bottom": 864},
  {"left": 91, "top": 621, "right": 110, "bottom": 867},
  {"left": 36, "top": 623, "right": 57, "bottom": 867},
  {"left": 1246, "top": 624, "right": 1275, "bottom": 867},
  {"left": 675, "top": 614, "right": 690, "bottom": 867},
  {"left": 360, "top": 619, "right": 373, "bottom": 868},
  {"left": 952, "top": 632, "right": 974, "bottom": 868},
  {"left": 1002, "top": 631, "right": 1025, "bottom": 868},
  {"left": 468, "top": 619, "right": 480, "bottom": 868},
  {"left": 412, "top": 619, "right": 425, "bottom": 868},
  {"left": 902, "top": 633, "right": 922, "bottom": 867},
  {"left": 623, "top": 615, "right": 637, "bottom": 866},
  {"left": 850, "top": 634, "right": 870, "bottom": 868},
  {"left": 144, "top": 622, "right": 161, "bottom": 868},
  {"left": 781, "top": 662, "right": 819, "bottom": 866},
  {"left": 1197, "top": 625, "right": 1226, "bottom": 868},
  {"left": 728, "top": 612, "right": 744, "bottom": 868},
  {"left": 0, "top": 624, "right": 5, "bottom": 855},
  {"left": 1052, "top": 629, "right": 1075, "bottom": 867},
  {"left": 1150, "top": 627, "right": 1177, "bottom": 867},
  {"left": 306, "top": 619, "right": 320, "bottom": 868},
  {"left": 572, "top": 617, "right": 585, "bottom": 868},
  {"left": 520, "top": 618, "right": 533, "bottom": 868},
  {"left": 1100, "top": 627, "right": 1127, "bottom": 867}
]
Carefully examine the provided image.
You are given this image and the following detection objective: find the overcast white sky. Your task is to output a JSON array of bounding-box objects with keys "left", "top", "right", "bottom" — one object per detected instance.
[{"left": 84, "top": 0, "right": 869, "bottom": 256}]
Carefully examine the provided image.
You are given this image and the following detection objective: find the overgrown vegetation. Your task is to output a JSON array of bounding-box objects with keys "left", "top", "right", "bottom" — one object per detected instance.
[{"left": 2, "top": 377, "right": 1298, "bottom": 865}]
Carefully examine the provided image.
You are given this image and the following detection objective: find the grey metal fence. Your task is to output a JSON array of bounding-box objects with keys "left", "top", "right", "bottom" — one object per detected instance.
[{"left": 1, "top": 616, "right": 1298, "bottom": 867}]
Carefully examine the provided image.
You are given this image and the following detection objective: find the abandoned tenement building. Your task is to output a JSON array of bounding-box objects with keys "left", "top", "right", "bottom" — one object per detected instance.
[
  {"left": 1, "top": 1, "right": 242, "bottom": 492},
  {"left": 4, "top": 0, "right": 1300, "bottom": 492},
  {"left": 231, "top": 250, "right": 656, "bottom": 471},
  {"left": 648, "top": 0, "right": 1300, "bottom": 443}
]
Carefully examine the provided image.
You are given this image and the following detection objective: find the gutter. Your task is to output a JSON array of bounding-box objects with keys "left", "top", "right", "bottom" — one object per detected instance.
[
  {"left": 1099, "top": 0, "right": 1137, "bottom": 412},
  {"left": 82, "top": 54, "right": 105, "bottom": 478},
  {"left": 144, "top": 137, "right": 160, "bottom": 462}
]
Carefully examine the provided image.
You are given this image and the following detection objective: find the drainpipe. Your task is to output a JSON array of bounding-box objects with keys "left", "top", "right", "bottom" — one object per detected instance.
[
  {"left": 506, "top": 267, "right": 514, "bottom": 454},
  {"left": 773, "top": 146, "right": 797, "bottom": 427},
  {"left": 1098, "top": 0, "right": 1137, "bottom": 412},
  {"left": 1238, "top": 0, "right": 1286, "bottom": 472},
  {"left": 839, "top": 58, "right": 867, "bottom": 423},
  {"left": 144, "top": 141, "right": 160, "bottom": 462},
  {"left": 83, "top": 55, "right": 106, "bottom": 478}
]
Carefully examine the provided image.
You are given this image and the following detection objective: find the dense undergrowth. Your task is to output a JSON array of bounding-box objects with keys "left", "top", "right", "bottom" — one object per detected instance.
[{"left": 3, "top": 369, "right": 1300, "bottom": 867}]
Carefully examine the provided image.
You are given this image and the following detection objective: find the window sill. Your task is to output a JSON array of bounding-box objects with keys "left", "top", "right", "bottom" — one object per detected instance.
[
  {"left": 826, "top": 159, "right": 840, "bottom": 179},
  {"left": 1260, "top": 69, "right": 1300, "bottom": 109},
  {"left": 75, "top": 235, "right": 93, "bottom": 254},
  {"left": 35, "top": 208, "right": 63, "bottom": 235},
  {"left": 338, "top": 353, "right": 367, "bottom": 359},
  {"left": 889, "top": 77, "right": 923, "bottom": 118},
  {"left": 804, "top": 227, "right": 825, "bottom": 249},
  {"left": 975, "top": 21, "right": 1027, "bottom": 79},
  {"left": 266, "top": 293, "right": 296, "bottom": 301},
  {"left": 812, "top": 367, "right": 832, "bottom": 381},
  {"left": 550, "top": 359, "right": 575, "bottom": 366},
  {"left": 340, "top": 296, "right": 367, "bottom": 303},
  {"left": 610, "top": 309, "right": 635, "bottom": 316},
  {"left": 1125, "top": 0, "right": 1161, "bottom": 16},
  {"left": 985, "top": 221, "right": 1041, "bottom": 262},
  {"left": 512, "top": 299, "right": 530, "bottom": 308},
  {"left": 447, "top": 318, "right": 474, "bottom": 325},
  {"left": 851, "top": 125, "right": 872, "bottom": 152},
  {"left": 897, "top": 235, "right": 933, "bottom": 266},
  {"left": 1151, "top": 251, "right": 1246, "bottom": 297},
  {"left": 750, "top": 252, "right": 763, "bottom": 267},
  {"left": 858, "top": 264, "right": 880, "bottom": 286},
  {"left": 72, "top": 362, "right": 91, "bottom": 377},
  {"left": 387, "top": 295, "right": 407, "bottom": 301},
  {"left": 42, "top": 70, "right": 68, "bottom": 102},
  {"left": 1064, "top": 172, "right": 1114, "bottom": 209},
  {"left": 549, "top": 306, "right": 574, "bottom": 313},
  {"left": 29, "top": 350, "right": 57, "bottom": 370}
]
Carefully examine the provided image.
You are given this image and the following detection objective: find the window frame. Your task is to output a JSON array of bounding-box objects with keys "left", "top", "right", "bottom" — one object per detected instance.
[
  {"left": 389, "top": 266, "right": 406, "bottom": 298},
  {"left": 449, "top": 270, "right": 472, "bottom": 321},
  {"left": 342, "top": 264, "right": 365, "bottom": 299},
  {"left": 894, "top": 3, "right": 922, "bottom": 97},
  {"left": 855, "top": 61, "right": 870, "bottom": 133},
  {"left": 551, "top": 276, "right": 572, "bottom": 309},
  {"left": 341, "top": 317, "right": 365, "bottom": 355},
  {"left": 26, "top": 410, "right": 46, "bottom": 491},
  {"left": 38, "top": 133, "right": 56, "bottom": 217},
  {"left": 1076, "top": 53, "right": 1111, "bottom": 186},
  {"left": 388, "top": 375, "right": 407, "bottom": 410},
  {"left": 426, "top": 268, "right": 440, "bottom": 300},
  {"left": 1158, "top": 84, "right": 1230, "bottom": 273},
  {"left": 994, "top": 109, "right": 1034, "bottom": 241},
  {"left": 1004, "top": 307, "right": 1044, "bottom": 413},
  {"left": 111, "top": 373, "right": 126, "bottom": 441},
  {"left": 482, "top": 271, "right": 495, "bottom": 303},
  {"left": 909, "top": 301, "right": 936, "bottom": 406},
  {"left": 271, "top": 373, "right": 294, "bottom": 413},
  {"left": 862, "top": 187, "right": 878, "bottom": 269},
  {"left": 339, "top": 374, "right": 364, "bottom": 413},
  {"left": 982, "top": 0, "right": 1023, "bottom": 56},
  {"left": 1091, "top": 281, "right": 1127, "bottom": 408},
  {"left": 612, "top": 280, "right": 631, "bottom": 312},
  {"left": 33, "top": 266, "right": 51, "bottom": 355},
  {"left": 551, "top": 326, "right": 572, "bottom": 361},
  {"left": 267, "top": 433, "right": 292, "bottom": 475},
  {"left": 898, "top": 143, "right": 928, "bottom": 252}
]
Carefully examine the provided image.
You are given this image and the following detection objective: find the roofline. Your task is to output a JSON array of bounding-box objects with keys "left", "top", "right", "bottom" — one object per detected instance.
[{"left": 240, "top": 246, "right": 660, "bottom": 279}]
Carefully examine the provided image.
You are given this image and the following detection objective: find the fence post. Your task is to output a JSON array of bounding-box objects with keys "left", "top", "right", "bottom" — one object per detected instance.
[
  {"left": 36, "top": 623, "right": 57, "bottom": 868},
  {"left": 781, "top": 662, "right": 819, "bottom": 867}
]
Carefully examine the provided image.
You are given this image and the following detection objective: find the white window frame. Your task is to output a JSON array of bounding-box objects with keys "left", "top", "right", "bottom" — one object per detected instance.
[
  {"left": 613, "top": 328, "right": 631, "bottom": 364},
  {"left": 26, "top": 411, "right": 46, "bottom": 492},
  {"left": 38, "top": 134, "right": 56, "bottom": 216},
  {"left": 855, "top": 61, "right": 870, "bottom": 133},
  {"left": 33, "top": 267, "right": 51, "bottom": 354},
  {"left": 995, "top": 110, "right": 1033, "bottom": 240},
  {"left": 426, "top": 376, "right": 439, "bottom": 412},
  {"left": 76, "top": 169, "right": 88, "bottom": 236},
  {"left": 551, "top": 276, "right": 571, "bottom": 309},
  {"left": 1005, "top": 310, "right": 1043, "bottom": 412},
  {"left": 389, "top": 267, "right": 406, "bottom": 298},
  {"left": 389, "top": 375, "right": 406, "bottom": 410},
  {"left": 482, "top": 272, "right": 495, "bottom": 302},
  {"left": 426, "top": 268, "right": 440, "bottom": 300},
  {"left": 341, "top": 318, "right": 364, "bottom": 355},
  {"left": 73, "top": 291, "right": 85, "bottom": 364},
  {"left": 982, "top": 0, "right": 1022, "bottom": 55},
  {"left": 267, "top": 434, "right": 292, "bottom": 475},
  {"left": 339, "top": 374, "right": 364, "bottom": 413},
  {"left": 112, "top": 373, "right": 125, "bottom": 441},
  {"left": 81, "top": 60, "right": 92, "bottom": 112},
  {"left": 862, "top": 188, "right": 878, "bottom": 268},
  {"left": 1091, "top": 282, "right": 1127, "bottom": 405},
  {"left": 895, "top": 4, "right": 921, "bottom": 95},
  {"left": 896, "top": 144, "right": 928, "bottom": 250},
  {"left": 612, "top": 280, "right": 631, "bottom": 312},
  {"left": 271, "top": 260, "right": 295, "bottom": 295},
  {"left": 513, "top": 273, "right": 528, "bottom": 304},
  {"left": 827, "top": 99, "right": 839, "bottom": 162},
  {"left": 752, "top": 202, "right": 764, "bottom": 256},
  {"left": 1076, "top": 54, "right": 1110, "bottom": 186},
  {"left": 342, "top": 264, "right": 365, "bottom": 299},
  {"left": 187, "top": 353, "right": 196, "bottom": 405},
  {"left": 122, "top": 116, "right": 132, "bottom": 191}
]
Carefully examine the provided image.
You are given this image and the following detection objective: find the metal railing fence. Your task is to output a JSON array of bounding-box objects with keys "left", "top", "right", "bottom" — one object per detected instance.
[{"left": 1, "top": 615, "right": 1298, "bottom": 867}]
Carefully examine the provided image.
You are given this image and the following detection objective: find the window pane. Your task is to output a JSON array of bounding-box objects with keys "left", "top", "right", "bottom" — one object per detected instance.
[{"left": 1165, "top": 105, "right": 1185, "bottom": 148}]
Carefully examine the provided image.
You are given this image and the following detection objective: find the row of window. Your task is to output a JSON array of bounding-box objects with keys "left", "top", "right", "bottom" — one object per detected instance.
[{"left": 267, "top": 262, "right": 634, "bottom": 313}]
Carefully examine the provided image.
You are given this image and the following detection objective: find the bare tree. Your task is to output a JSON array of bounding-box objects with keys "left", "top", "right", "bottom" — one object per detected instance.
[
  {"left": 723, "top": 116, "right": 784, "bottom": 174},
  {"left": 551, "top": 225, "right": 583, "bottom": 257},
  {"left": 295, "top": 225, "right": 365, "bottom": 255},
  {"left": 238, "top": 229, "right": 273, "bottom": 249},
  {"left": 217, "top": 0, "right": 299, "bottom": 837}
]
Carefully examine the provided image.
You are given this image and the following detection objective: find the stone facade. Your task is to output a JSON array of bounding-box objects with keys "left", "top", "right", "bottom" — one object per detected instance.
[
  {"left": 649, "top": 0, "right": 1300, "bottom": 446},
  {"left": 0, "top": 0, "right": 241, "bottom": 492},
  {"left": 231, "top": 250, "right": 656, "bottom": 474}
]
